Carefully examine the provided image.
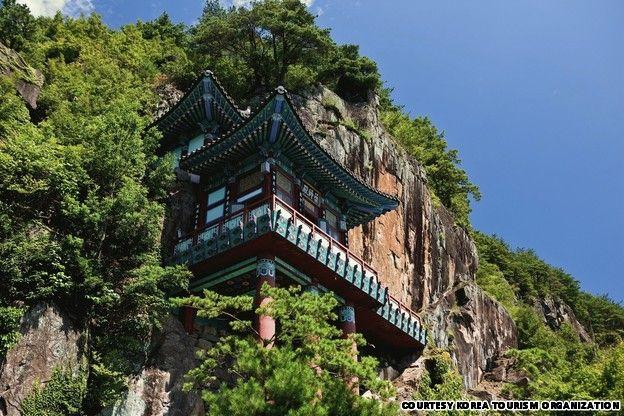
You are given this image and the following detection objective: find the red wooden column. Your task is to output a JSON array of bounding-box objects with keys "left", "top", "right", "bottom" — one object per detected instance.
[
  {"left": 338, "top": 302, "right": 359, "bottom": 392},
  {"left": 254, "top": 257, "right": 276, "bottom": 348},
  {"left": 181, "top": 306, "right": 197, "bottom": 334}
]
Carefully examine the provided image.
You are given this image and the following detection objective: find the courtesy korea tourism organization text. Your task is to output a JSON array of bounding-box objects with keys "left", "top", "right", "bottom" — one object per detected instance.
[{"left": 400, "top": 400, "right": 621, "bottom": 412}]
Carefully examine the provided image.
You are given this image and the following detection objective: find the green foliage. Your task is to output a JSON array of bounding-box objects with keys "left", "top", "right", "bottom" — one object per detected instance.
[
  {"left": 474, "top": 232, "right": 579, "bottom": 307},
  {"left": 576, "top": 293, "right": 624, "bottom": 347},
  {"left": 173, "top": 286, "right": 397, "bottom": 416},
  {"left": 21, "top": 368, "right": 87, "bottom": 416},
  {"left": 380, "top": 108, "right": 480, "bottom": 226},
  {"left": 414, "top": 350, "right": 469, "bottom": 416},
  {"left": 0, "top": 1, "right": 621, "bottom": 411},
  {"left": 318, "top": 44, "right": 380, "bottom": 102},
  {"left": 191, "top": 0, "right": 380, "bottom": 101},
  {"left": 476, "top": 260, "right": 518, "bottom": 314},
  {"left": 0, "top": 0, "right": 36, "bottom": 51},
  {"left": 284, "top": 63, "right": 316, "bottom": 93},
  {"left": 474, "top": 231, "right": 624, "bottom": 349},
  {"left": 0, "top": 305, "right": 22, "bottom": 357},
  {"left": 0, "top": 12, "right": 190, "bottom": 413},
  {"left": 505, "top": 318, "right": 624, "bottom": 402},
  {"left": 475, "top": 232, "right": 624, "bottom": 403},
  {"left": 136, "top": 13, "right": 195, "bottom": 87}
]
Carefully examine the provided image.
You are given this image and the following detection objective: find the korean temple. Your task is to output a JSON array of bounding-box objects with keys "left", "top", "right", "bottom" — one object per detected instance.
[{"left": 153, "top": 70, "right": 427, "bottom": 353}]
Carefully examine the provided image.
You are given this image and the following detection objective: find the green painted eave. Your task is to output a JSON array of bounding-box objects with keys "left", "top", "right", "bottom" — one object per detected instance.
[
  {"left": 180, "top": 88, "right": 399, "bottom": 228},
  {"left": 149, "top": 70, "right": 244, "bottom": 149}
]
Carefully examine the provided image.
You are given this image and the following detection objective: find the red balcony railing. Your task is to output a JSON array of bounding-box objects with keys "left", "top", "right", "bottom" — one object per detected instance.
[{"left": 172, "top": 193, "right": 426, "bottom": 343}]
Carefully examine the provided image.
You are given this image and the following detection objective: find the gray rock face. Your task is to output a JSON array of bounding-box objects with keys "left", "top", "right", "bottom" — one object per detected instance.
[
  {"left": 100, "top": 317, "right": 204, "bottom": 416},
  {"left": 153, "top": 82, "right": 184, "bottom": 119},
  {"left": 292, "top": 87, "right": 517, "bottom": 389},
  {"left": 533, "top": 296, "right": 591, "bottom": 342},
  {"left": 427, "top": 284, "right": 518, "bottom": 388},
  {"left": 0, "top": 42, "right": 44, "bottom": 108},
  {"left": 0, "top": 304, "right": 86, "bottom": 416}
]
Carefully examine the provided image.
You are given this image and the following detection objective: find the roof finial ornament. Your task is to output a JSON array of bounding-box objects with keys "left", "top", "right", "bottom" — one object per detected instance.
[{"left": 276, "top": 85, "right": 287, "bottom": 94}]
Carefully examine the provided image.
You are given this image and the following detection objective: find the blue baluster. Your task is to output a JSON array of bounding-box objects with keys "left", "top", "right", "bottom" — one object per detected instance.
[{"left": 362, "top": 274, "right": 370, "bottom": 293}]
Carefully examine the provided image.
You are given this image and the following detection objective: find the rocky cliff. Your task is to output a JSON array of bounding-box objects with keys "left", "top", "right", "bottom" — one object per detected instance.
[
  {"left": 0, "top": 304, "right": 86, "bottom": 416},
  {"left": 291, "top": 86, "right": 518, "bottom": 390},
  {"left": 0, "top": 42, "right": 43, "bottom": 108}
]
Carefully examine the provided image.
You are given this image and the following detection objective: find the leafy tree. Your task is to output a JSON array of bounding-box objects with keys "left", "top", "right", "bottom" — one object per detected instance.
[
  {"left": 136, "top": 13, "right": 195, "bottom": 87},
  {"left": 318, "top": 44, "right": 380, "bottom": 102},
  {"left": 0, "top": 0, "right": 36, "bottom": 51},
  {"left": 191, "top": 0, "right": 380, "bottom": 101},
  {"left": 174, "top": 286, "right": 397, "bottom": 416},
  {"left": 192, "top": 0, "right": 330, "bottom": 98},
  {"left": 0, "top": 14, "right": 190, "bottom": 412}
]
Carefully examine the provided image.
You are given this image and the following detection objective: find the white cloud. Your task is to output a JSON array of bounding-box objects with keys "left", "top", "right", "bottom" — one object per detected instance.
[
  {"left": 62, "top": 0, "right": 94, "bottom": 16},
  {"left": 16, "top": 0, "right": 94, "bottom": 17}
]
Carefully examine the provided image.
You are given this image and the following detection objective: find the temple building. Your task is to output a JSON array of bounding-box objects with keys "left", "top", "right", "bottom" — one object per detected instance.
[{"left": 153, "top": 70, "right": 427, "bottom": 353}]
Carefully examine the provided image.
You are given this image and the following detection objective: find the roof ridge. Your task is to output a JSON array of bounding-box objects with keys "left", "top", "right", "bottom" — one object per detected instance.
[
  {"left": 147, "top": 69, "right": 245, "bottom": 132},
  {"left": 181, "top": 84, "right": 398, "bottom": 204}
]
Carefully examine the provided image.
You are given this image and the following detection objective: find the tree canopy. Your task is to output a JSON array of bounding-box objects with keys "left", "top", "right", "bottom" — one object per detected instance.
[
  {"left": 0, "top": 0, "right": 36, "bottom": 51},
  {"left": 190, "top": 0, "right": 380, "bottom": 101},
  {"left": 0, "top": 13, "right": 190, "bottom": 411},
  {"left": 174, "top": 286, "right": 397, "bottom": 416}
]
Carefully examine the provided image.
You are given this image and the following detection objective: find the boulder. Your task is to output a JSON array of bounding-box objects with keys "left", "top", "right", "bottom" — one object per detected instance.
[
  {"left": 0, "top": 304, "right": 86, "bottom": 416},
  {"left": 0, "top": 42, "right": 43, "bottom": 108},
  {"left": 100, "top": 317, "right": 203, "bottom": 416}
]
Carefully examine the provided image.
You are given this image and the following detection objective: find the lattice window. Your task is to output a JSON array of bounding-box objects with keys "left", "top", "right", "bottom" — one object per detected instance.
[{"left": 205, "top": 186, "right": 226, "bottom": 225}]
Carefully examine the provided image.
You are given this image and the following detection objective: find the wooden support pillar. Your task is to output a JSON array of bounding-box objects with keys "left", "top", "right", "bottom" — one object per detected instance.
[
  {"left": 181, "top": 306, "right": 197, "bottom": 334},
  {"left": 338, "top": 303, "right": 356, "bottom": 338},
  {"left": 338, "top": 302, "right": 359, "bottom": 392},
  {"left": 254, "top": 257, "right": 276, "bottom": 348}
]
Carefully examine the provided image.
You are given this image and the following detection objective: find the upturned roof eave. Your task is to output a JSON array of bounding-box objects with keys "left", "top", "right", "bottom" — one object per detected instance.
[
  {"left": 148, "top": 70, "right": 245, "bottom": 145},
  {"left": 179, "top": 86, "right": 399, "bottom": 224}
]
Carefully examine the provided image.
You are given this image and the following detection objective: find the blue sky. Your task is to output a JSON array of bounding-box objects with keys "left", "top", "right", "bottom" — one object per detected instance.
[{"left": 21, "top": 0, "right": 623, "bottom": 301}]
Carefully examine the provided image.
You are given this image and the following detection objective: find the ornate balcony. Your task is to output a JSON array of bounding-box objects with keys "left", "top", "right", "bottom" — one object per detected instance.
[{"left": 170, "top": 195, "right": 427, "bottom": 348}]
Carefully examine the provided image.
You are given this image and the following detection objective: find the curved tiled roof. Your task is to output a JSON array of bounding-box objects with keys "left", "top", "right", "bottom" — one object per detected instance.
[
  {"left": 152, "top": 71, "right": 399, "bottom": 227},
  {"left": 149, "top": 70, "right": 245, "bottom": 147}
]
